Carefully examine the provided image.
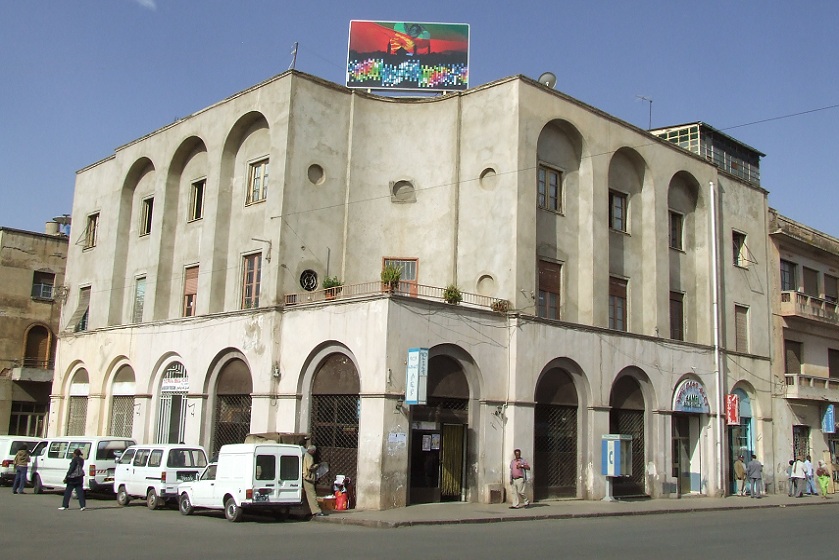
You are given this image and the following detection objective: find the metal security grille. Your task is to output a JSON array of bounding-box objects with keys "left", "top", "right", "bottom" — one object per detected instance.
[
  {"left": 110, "top": 396, "right": 135, "bottom": 437},
  {"left": 65, "top": 396, "right": 87, "bottom": 435},
  {"left": 311, "top": 395, "right": 359, "bottom": 488},
  {"left": 213, "top": 394, "right": 252, "bottom": 455},
  {"left": 793, "top": 425, "right": 811, "bottom": 459},
  {"left": 534, "top": 404, "right": 577, "bottom": 499},
  {"left": 427, "top": 396, "right": 468, "bottom": 411},
  {"left": 611, "top": 409, "right": 646, "bottom": 496}
]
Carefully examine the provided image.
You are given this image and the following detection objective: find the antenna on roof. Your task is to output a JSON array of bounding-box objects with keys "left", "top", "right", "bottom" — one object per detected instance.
[
  {"left": 289, "top": 42, "right": 298, "bottom": 71},
  {"left": 636, "top": 95, "right": 653, "bottom": 130},
  {"left": 538, "top": 72, "right": 557, "bottom": 89}
]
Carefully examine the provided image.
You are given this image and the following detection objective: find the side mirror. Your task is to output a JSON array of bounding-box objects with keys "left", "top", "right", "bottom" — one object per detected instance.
[{"left": 113, "top": 451, "right": 123, "bottom": 463}]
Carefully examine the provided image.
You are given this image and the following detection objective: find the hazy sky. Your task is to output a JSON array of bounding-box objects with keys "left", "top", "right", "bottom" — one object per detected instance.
[{"left": 2, "top": 0, "right": 837, "bottom": 236}]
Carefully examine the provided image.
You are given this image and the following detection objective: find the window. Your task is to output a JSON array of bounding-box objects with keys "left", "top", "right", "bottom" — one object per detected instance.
[
  {"left": 189, "top": 179, "right": 205, "bottom": 221},
  {"left": 133, "top": 276, "right": 146, "bottom": 323},
  {"left": 280, "top": 455, "right": 300, "bottom": 481},
  {"left": 383, "top": 258, "right": 419, "bottom": 294},
  {"left": 95, "top": 441, "right": 131, "bottom": 461},
  {"left": 608, "top": 277, "right": 627, "bottom": 331},
  {"left": 669, "top": 292, "right": 684, "bottom": 340},
  {"left": 83, "top": 213, "right": 99, "bottom": 249},
  {"left": 133, "top": 449, "right": 151, "bottom": 467},
  {"left": 183, "top": 266, "right": 199, "bottom": 317},
  {"left": 784, "top": 340, "right": 802, "bottom": 374},
  {"left": 669, "top": 211, "right": 683, "bottom": 250},
  {"left": 140, "top": 197, "right": 154, "bottom": 236},
  {"left": 65, "top": 397, "right": 87, "bottom": 435},
  {"left": 246, "top": 159, "right": 269, "bottom": 204},
  {"left": 67, "top": 286, "right": 91, "bottom": 332},
  {"left": 255, "top": 454, "right": 276, "bottom": 480},
  {"left": 148, "top": 450, "right": 163, "bottom": 468},
  {"left": 31, "top": 271, "right": 56, "bottom": 300},
  {"left": 242, "top": 253, "right": 262, "bottom": 309},
  {"left": 537, "top": 164, "right": 562, "bottom": 212},
  {"left": 826, "top": 275, "right": 839, "bottom": 303},
  {"left": 802, "top": 267, "right": 819, "bottom": 297},
  {"left": 119, "top": 448, "right": 136, "bottom": 465},
  {"left": 734, "top": 304, "right": 749, "bottom": 352},
  {"left": 537, "top": 260, "right": 561, "bottom": 319},
  {"left": 732, "top": 231, "right": 747, "bottom": 267},
  {"left": 780, "top": 260, "right": 797, "bottom": 292},
  {"left": 829, "top": 349, "right": 839, "bottom": 380},
  {"left": 609, "top": 191, "right": 627, "bottom": 232}
]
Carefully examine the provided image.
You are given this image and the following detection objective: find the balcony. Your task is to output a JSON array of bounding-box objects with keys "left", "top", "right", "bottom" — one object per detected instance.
[
  {"left": 784, "top": 373, "right": 839, "bottom": 401},
  {"left": 283, "top": 281, "right": 509, "bottom": 311},
  {"left": 779, "top": 290, "right": 839, "bottom": 326}
]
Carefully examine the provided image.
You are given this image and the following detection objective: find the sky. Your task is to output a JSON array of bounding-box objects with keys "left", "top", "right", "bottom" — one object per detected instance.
[{"left": 1, "top": 0, "right": 838, "bottom": 237}]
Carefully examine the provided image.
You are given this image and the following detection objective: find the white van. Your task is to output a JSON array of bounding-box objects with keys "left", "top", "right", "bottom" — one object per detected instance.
[
  {"left": 0, "top": 436, "right": 42, "bottom": 486},
  {"left": 177, "top": 443, "right": 304, "bottom": 522},
  {"left": 114, "top": 444, "right": 208, "bottom": 509},
  {"left": 28, "top": 436, "right": 135, "bottom": 493}
]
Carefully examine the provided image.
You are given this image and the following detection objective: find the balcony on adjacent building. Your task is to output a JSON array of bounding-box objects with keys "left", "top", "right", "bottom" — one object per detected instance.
[
  {"left": 785, "top": 373, "right": 839, "bottom": 401},
  {"left": 780, "top": 290, "right": 839, "bottom": 326}
]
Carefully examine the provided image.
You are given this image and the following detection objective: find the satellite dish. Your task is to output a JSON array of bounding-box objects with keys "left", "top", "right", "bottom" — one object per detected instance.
[
  {"left": 538, "top": 72, "right": 557, "bottom": 89},
  {"left": 52, "top": 214, "right": 71, "bottom": 226}
]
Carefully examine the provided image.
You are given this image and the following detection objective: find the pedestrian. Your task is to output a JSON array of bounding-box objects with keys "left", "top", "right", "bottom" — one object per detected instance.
[
  {"left": 745, "top": 454, "right": 763, "bottom": 498},
  {"left": 11, "top": 443, "right": 31, "bottom": 494},
  {"left": 59, "top": 448, "right": 86, "bottom": 511},
  {"left": 804, "top": 455, "right": 817, "bottom": 495},
  {"left": 791, "top": 455, "right": 807, "bottom": 498},
  {"left": 733, "top": 455, "right": 747, "bottom": 496},
  {"left": 509, "top": 448, "right": 530, "bottom": 509},
  {"left": 816, "top": 460, "right": 831, "bottom": 499},
  {"left": 302, "top": 445, "right": 324, "bottom": 517},
  {"left": 786, "top": 460, "right": 795, "bottom": 496}
]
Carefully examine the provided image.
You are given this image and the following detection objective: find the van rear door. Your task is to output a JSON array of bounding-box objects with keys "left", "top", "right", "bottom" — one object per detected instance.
[{"left": 252, "top": 446, "right": 302, "bottom": 504}]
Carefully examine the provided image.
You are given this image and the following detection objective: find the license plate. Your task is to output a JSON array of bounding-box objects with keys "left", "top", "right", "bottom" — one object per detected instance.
[
  {"left": 178, "top": 474, "right": 195, "bottom": 482},
  {"left": 253, "top": 493, "right": 270, "bottom": 502}
]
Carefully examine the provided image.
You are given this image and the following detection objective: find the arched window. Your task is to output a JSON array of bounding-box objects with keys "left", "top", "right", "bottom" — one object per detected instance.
[{"left": 157, "top": 362, "right": 188, "bottom": 443}]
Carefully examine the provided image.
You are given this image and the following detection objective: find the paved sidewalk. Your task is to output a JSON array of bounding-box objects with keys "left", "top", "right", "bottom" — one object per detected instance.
[{"left": 317, "top": 493, "right": 839, "bottom": 528}]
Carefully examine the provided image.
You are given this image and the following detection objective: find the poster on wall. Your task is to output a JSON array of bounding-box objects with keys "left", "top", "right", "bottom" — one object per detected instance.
[
  {"left": 823, "top": 404, "right": 836, "bottom": 434},
  {"left": 346, "top": 20, "right": 470, "bottom": 91},
  {"left": 726, "top": 394, "right": 740, "bottom": 425}
]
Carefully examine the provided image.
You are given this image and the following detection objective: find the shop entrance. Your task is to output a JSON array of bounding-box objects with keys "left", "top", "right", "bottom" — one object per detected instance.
[
  {"left": 672, "top": 414, "right": 697, "bottom": 495},
  {"left": 409, "top": 422, "right": 465, "bottom": 504}
]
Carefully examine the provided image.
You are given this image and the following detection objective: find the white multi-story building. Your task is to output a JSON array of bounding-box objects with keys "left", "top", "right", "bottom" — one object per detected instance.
[{"left": 53, "top": 71, "right": 773, "bottom": 509}]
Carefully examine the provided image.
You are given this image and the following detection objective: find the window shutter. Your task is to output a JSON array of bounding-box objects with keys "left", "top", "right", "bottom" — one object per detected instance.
[
  {"left": 184, "top": 266, "right": 199, "bottom": 295},
  {"left": 734, "top": 305, "right": 749, "bottom": 352},
  {"left": 65, "top": 287, "right": 91, "bottom": 331}
]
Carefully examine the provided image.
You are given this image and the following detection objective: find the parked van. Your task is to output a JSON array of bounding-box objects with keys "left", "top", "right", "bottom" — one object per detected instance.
[
  {"left": 114, "top": 443, "right": 208, "bottom": 509},
  {"left": 0, "top": 436, "right": 42, "bottom": 486},
  {"left": 177, "top": 443, "right": 304, "bottom": 522},
  {"left": 28, "top": 436, "right": 135, "bottom": 493}
]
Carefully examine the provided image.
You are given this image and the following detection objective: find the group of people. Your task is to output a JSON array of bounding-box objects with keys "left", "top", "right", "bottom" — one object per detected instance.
[
  {"left": 9, "top": 442, "right": 88, "bottom": 510},
  {"left": 733, "top": 454, "right": 765, "bottom": 498},
  {"left": 786, "top": 455, "right": 832, "bottom": 499}
]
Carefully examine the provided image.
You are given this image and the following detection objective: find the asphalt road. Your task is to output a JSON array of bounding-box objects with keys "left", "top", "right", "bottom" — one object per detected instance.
[{"left": 0, "top": 489, "right": 829, "bottom": 560}]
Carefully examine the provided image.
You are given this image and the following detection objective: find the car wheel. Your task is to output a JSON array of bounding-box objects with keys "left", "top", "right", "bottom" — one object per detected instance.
[
  {"left": 146, "top": 488, "right": 160, "bottom": 510},
  {"left": 116, "top": 485, "right": 131, "bottom": 506},
  {"left": 32, "top": 474, "right": 43, "bottom": 494},
  {"left": 178, "top": 493, "right": 194, "bottom": 516},
  {"left": 224, "top": 497, "right": 243, "bottom": 522}
]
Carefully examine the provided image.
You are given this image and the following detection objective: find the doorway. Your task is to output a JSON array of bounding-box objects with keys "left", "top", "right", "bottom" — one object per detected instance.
[
  {"left": 409, "top": 423, "right": 465, "bottom": 504},
  {"left": 672, "top": 414, "right": 693, "bottom": 495}
]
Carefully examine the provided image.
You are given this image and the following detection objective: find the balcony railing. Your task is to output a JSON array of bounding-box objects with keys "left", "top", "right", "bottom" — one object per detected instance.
[
  {"left": 284, "top": 281, "right": 509, "bottom": 311},
  {"left": 779, "top": 290, "right": 839, "bottom": 325},
  {"left": 784, "top": 373, "right": 839, "bottom": 400}
]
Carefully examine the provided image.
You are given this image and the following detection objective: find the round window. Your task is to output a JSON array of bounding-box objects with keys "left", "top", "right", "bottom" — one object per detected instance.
[{"left": 300, "top": 270, "right": 318, "bottom": 291}]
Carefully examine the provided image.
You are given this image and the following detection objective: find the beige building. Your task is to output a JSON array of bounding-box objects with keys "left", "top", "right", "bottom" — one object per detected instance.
[
  {"left": 53, "top": 70, "right": 773, "bottom": 509},
  {"left": 0, "top": 225, "right": 68, "bottom": 435},
  {"left": 768, "top": 208, "right": 839, "bottom": 489}
]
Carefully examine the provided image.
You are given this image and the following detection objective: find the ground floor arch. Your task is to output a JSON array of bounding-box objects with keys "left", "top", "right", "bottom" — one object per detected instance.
[
  {"left": 533, "top": 365, "right": 579, "bottom": 499},
  {"left": 609, "top": 373, "right": 647, "bottom": 497}
]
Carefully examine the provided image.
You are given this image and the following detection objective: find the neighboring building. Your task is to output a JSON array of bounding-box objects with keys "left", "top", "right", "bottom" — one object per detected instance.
[
  {"left": 0, "top": 225, "right": 69, "bottom": 435},
  {"left": 53, "top": 70, "right": 773, "bottom": 509},
  {"left": 768, "top": 208, "right": 839, "bottom": 486}
]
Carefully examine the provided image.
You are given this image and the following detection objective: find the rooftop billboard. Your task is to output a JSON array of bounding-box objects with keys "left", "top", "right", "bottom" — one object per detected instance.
[{"left": 346, "top": 20, "right": 469, "bottom": 92}]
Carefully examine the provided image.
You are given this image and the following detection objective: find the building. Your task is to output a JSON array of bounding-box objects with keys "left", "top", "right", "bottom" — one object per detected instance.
[
  {"left": 53, "top": 70, "right": 773, "bottom": 509},
  {"left": 768, "top": 208, "right": 839, "bottom": 486},
  {"left": 0, "top": 225, "right": 68, "bottom": 435}
]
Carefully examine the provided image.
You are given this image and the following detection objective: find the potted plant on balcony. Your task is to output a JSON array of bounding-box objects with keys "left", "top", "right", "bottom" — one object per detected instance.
[
  {"left": 322, "top": 276, "right": 343, "bottom": 300},
  {"left": 381, "top": 264, "right": 401, "bottom": 293},
  {"left": 442, "top": 284, "right": 463, "bottom": 305},
  {"left": 491, "top": 299, "right": 510, "bottom": 313}
]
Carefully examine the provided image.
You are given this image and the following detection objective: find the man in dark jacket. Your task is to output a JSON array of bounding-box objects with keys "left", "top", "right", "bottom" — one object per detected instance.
[
  {"left": 59, "top": 448, "right": 86, "bottom": 511},
  {"left": 745, "top": 454, "right": 763, "bottom": 498}
]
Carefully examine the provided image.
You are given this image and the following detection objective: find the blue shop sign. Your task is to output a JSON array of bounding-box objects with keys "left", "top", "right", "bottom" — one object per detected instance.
[
  {"left": 823, "top": 404, "right": 836, "bottom": 434},
  {"left": 672, "top": 379, "right": 710, "bottom": 414}
]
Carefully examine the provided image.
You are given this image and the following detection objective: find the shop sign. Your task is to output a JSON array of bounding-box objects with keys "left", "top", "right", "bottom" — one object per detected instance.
[
  {"left": 726, "top": 394, "right": 740, "bottom": 425},
  {"left": 405, "top": 348, "right": 429, "bottom": 405},
  {"left": 161, "top": 377, "right": 189, "bottom": 393},
  {"left": 823, "top": 404, "right": 836, "bottom": 434},
  {"left": 672, "top": 379, "right": 710, "bottom": 414}
]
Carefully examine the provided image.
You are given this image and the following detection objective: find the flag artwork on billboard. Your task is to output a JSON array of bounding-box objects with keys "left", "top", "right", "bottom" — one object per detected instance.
[{"left": 346, "top": 20, "right": 469, "bottom": 91}]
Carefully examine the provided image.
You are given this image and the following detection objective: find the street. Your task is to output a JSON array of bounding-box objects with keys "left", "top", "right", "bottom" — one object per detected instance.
[{"left": 0, "top": 489, "right": 833, "bottom": 559}]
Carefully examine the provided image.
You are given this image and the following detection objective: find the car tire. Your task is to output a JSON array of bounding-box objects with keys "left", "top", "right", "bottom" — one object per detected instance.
[
  {"left": 116, "top": 485, "right": 131, "bottom": 506},
  {"left": 178, "top": 493, "right": 194, "bottom": 516},
  {"left": 146, "top": 488, "right": 160, "bottom": 510},
  {"left": 32, "top": 474, "right": 43, "bottom": 494},
  {"left": 224, "top": 497, "right": 243, "bottom": 522}
]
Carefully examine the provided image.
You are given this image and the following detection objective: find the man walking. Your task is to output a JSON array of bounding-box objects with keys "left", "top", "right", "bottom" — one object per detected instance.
[
  {"left": 11, "top": 443, "right": 30, "bottom": 494},
  {"left": 509, "top": 448, "right": 530, "bottom": 509},
  {"left": 745, "top": 454, "right": 763, "bottom": 498},
  {"left": 791, "top": 455, "right": 807, "bottom": 497}
]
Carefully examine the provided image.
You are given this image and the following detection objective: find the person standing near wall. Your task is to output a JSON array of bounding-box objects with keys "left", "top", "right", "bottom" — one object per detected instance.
[
  {"left": 733, "top": 455, "right": 747, "bottom": 496},
  {"left": 804, "top": 455, "right": 817, "bottom": 496},
  {"left": 11, "top": 443, "right": 30, "bottom": 494},
  {"left": 791, "top": 455, "right": 807, "bottom": 498},
  {"left": 745, "top": 454, "right": 763, "bottom": 498},
  {"left": 509, "top": 448, "right": 530, "bottom": 509},
  {"left": 302, "top": 445, "right": 324, "bottom": 517}
]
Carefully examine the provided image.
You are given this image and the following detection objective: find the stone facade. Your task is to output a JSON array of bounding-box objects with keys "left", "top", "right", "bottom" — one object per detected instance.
[{"left": 53, "top": 71, "right": 773, "bottom": 509}]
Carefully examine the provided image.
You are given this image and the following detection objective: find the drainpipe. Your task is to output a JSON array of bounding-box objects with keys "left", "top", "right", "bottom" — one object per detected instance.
[{"left": 709, "top": 180, "right": 725, "bottom": 495}]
